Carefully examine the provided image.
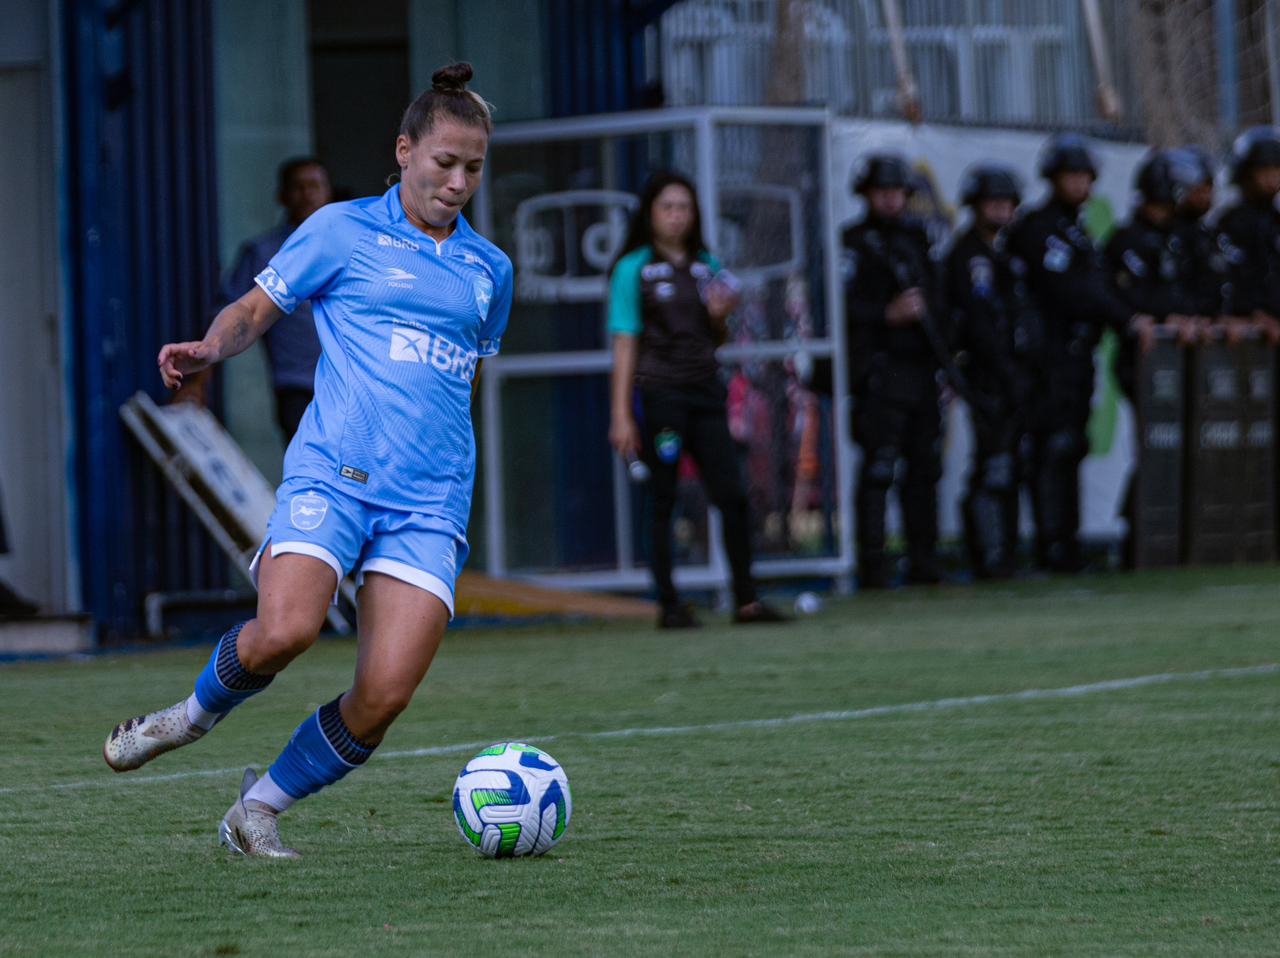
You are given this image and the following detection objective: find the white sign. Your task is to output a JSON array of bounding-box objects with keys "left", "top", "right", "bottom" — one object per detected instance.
[{"left": 514, "top": 190, "right": 638, "bottom": 303}]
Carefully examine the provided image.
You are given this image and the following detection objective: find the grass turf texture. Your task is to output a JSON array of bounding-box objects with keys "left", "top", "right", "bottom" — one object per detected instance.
[{"left": 2, "top": 566, "right": 1278, "bottom": 957}]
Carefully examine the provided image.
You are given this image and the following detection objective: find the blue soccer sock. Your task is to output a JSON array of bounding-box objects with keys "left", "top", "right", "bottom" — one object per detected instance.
[
  {"left": 188, "top": 622, "right": 274, "bottom": 728},
  {"left": 259, "top": 695, "right": 377, "bottom": 810}
]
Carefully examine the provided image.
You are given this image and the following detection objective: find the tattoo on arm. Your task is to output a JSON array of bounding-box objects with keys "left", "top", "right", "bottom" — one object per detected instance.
[{"left": 231, "top": 313, "right": 251, "bottom": 351}]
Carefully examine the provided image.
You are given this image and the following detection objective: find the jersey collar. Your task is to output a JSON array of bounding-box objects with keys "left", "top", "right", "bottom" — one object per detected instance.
[{"left": 384, "top": 183, "right": 474, "bottom": 250}]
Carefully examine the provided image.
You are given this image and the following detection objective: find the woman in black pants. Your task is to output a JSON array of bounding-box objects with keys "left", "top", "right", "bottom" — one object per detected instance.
[{"left": 607, "top": 171, "right": 786, "bottom": 629}]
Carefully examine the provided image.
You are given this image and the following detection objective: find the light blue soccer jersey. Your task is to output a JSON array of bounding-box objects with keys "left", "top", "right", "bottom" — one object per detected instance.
[{"left": 255, "top": 185, "right": 513, "bottom": 536}]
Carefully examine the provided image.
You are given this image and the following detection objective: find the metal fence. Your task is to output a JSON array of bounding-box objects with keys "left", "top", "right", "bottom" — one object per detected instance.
[
  {"left": 656, "top": 0, "right": 1136, "bottom": 132},
  {"left": 473, "top": 108, "right": 853, "bottom": 594}
]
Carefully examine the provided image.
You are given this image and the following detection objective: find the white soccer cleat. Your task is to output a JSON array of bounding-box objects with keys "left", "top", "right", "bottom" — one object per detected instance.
[
  {"left": 103, "top": 699, "right": 207, "bottom": 772},
  {"left": 219, "top": 768, "right": 300, "bottom": 859}
]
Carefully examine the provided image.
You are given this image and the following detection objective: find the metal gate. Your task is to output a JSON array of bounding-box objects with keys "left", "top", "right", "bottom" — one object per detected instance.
[{"left": 473, "top": 107, "right": 852, "bottom": 594}]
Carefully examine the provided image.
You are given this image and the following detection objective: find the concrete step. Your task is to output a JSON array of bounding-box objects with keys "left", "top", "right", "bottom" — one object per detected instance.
[{"left": 0, "top": 615, "right": 94, "bottom": 655}]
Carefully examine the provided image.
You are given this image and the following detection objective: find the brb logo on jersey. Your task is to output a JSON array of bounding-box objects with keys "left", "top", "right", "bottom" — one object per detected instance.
[
  {"left": 377, "top": 233, "right": 420, "bottom": 252},
  {"left": 389, "top": 323, "right": 479, "bottom": 380},
  {"left": 290, "top": 492, "right": 328, "bottom": 530}
]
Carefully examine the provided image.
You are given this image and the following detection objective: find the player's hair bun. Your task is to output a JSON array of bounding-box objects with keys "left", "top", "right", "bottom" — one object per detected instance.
[
  {"left": 432, "top": 62, "right": 473, "bottom": 94},
  {"left": 398, "top": 61, "right": 492, "bottom": 142}
]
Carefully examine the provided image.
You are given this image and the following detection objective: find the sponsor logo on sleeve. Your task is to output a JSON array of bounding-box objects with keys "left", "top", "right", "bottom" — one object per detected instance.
[{"left": 257, "top": 266, "right": 298, "bottom": 312}]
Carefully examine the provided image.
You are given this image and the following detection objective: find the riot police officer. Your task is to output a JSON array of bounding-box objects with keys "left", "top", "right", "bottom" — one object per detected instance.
[
  {"left": 945, "top": 164, "right": 1034, "bottom": 579},
  {"left": 1007, "top": 134, "right": 1154, "bottom": 573},
  {"left": 842, "top": 154, "right": 945, "bottom": 588},
  {"left": 1104, "top": 150, "right": 1206, "bottom": 567},
  {"left": 1215, "top": 126, "right": 1280, "bottom": 343},
  {"left": 1171, "top": 146, "right": 1237, "bottom": 330},
  {"left": 1104, "top": 149, "right": 1204, "bottom": 395}
]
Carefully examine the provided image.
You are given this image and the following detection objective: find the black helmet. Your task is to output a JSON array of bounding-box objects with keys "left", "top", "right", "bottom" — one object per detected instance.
[
  {"left": 1134, "top": 149, "right": 1202, "bottom": 204},
  {"left": 1038, "top": 133, "right": 1098, "bottom": 179},
  {"left": 852, "top": 153, "right": 914, "bottom": 195},
  {"left": 1230, "top": 126, "right": 1280, "bottom": 183},
  {"left": 959, "top": 163, "right": 1022, "bottom": 206},
  {"left": 1178, "top": 144, "right": 1216, "bottom": 185}
]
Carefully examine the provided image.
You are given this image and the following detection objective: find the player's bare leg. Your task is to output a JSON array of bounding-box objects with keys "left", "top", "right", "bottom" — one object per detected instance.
[
  {"left": 104, "top": 550, "right": 333, "bottom": 772},
  {"left": 221, "top": 571, "right": 448, "bottom": 857},
  {"left": 342, "top": 571, "right": 450, "bottom": 742}
]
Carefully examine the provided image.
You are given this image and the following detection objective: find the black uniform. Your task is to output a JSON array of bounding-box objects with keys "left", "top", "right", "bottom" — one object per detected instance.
[
  {"left": 614, "top": 249, "right": 758, "bottom": 614},
  {"left": 1215, "top": 198, "right": 1280, "bottom": 319},
  {"left": 1103, "top": 212, "right": 1198, "bottom": 395},
  {"left": 1007, "top": 199, "right": 1133, "bottom": 571},
  {"left": 842, "top": 214, "right": 945, "bottom": 585},
  {"left": 946, "top": 226, "right": 1037, "bottom": 577},
  {"left": 1171, "top": 210, "right": 1235, "bottom": 319}
]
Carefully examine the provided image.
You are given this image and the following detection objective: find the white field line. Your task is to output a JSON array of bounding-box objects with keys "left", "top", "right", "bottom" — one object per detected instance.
[{"left": 6, "top": 663, "right": 1276, "bottom": 797}]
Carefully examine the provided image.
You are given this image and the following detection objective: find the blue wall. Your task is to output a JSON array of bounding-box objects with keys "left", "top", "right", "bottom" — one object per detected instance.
[{"left": 64, "top": 0, "right": 226, "bottom": 642}]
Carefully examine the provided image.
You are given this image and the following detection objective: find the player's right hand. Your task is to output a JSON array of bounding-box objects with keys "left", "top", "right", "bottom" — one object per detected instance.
[
  {"left": 609, "top": 416, "right": 642, "bottom": 457},
  {"left": 158, "top": 341, "right": 217, "bottom": 391}
]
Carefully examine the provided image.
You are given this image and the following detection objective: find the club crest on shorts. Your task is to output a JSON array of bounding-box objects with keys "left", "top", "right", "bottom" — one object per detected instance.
[
  {"left": 290, "top": 493, "right": 328, "bottom": 531},
  {"left": 654, "top": 429, "right": 682, "bottom": 464}
]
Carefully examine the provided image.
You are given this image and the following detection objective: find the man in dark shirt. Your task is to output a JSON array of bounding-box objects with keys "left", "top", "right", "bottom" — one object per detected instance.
[
  {"left": 217, "top": 157, "right": 332, "bottom": 441},
  {"left": 1171, "top": 147, "right": 1237, "bottom": 331},
  {"left": 1103, "top": 149, "right": 1203, "bottom": 395},
  {"left": 1215, "top": 126, "right": 1280, "bottom": 344},
  {"left": 1007, "top": 134, "right": 1154, "bottom": 573},
  {"left": 946, "top": 164, "right": 1034, "bottom": 579},
  {"left": 842, "top": 154, "right": 945, "bottom": 588}
]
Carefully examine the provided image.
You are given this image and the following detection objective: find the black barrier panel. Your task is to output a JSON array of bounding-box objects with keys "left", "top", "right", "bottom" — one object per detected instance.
[
  {"left": 1186, "top": 340, "right": 1243, "bottom": 564},
  {"left": 1132, "top": 337, "right": 1184, "bottom": 567},
  {"left": 1239, "top": 341, "right": 1276, "bottom": 561}
]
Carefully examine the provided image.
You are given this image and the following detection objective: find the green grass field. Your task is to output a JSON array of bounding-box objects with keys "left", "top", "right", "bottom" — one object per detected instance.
[{"left": 3, "top": 566, "right": 1278, "bottom": 956}]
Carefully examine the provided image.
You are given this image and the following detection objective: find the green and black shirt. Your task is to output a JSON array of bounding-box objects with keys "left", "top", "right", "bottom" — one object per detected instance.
[{"left": 608, "top": 246, "right": 724, "bottom": 388}]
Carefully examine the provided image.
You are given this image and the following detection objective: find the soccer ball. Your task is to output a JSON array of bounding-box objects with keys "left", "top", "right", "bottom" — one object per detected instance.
[{"left": 452, "top": 742, "right": 572, "bottom": 858}]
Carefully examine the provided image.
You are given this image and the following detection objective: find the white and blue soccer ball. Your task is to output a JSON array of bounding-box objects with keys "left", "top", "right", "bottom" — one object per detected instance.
[{"left": 452, "top": 742, "right": 572, "bottom": 858}]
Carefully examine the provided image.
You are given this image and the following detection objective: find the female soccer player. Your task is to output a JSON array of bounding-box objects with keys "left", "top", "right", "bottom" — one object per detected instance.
[
  {"left": 103, "top": 63, "right": 512, "bottom": 858},
  {"left": 608, "top": 171, "right": 786, "bottom": 629}
]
